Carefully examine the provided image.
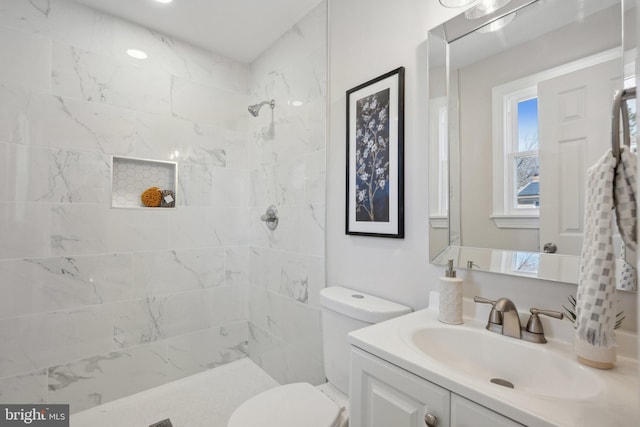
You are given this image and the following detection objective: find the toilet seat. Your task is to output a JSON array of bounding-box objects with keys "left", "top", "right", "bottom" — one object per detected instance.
[{"left": 228, "top": 382, "right": 343, "bottom": 427}]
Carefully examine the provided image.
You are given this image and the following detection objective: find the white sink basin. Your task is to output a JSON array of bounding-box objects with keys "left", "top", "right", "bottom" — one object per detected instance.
[{"left": 411, "top": 327, "right": 601, "bottom": 400}]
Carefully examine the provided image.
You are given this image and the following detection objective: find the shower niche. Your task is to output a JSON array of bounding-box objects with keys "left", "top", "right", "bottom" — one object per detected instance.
[{"left": 111, "top": 156, "right": 178, "bottom": 209}]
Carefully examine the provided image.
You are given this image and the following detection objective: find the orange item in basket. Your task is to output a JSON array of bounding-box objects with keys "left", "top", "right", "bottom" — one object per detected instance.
[{"left": 141, "top": 187, "right": 162, "bottom": 207}]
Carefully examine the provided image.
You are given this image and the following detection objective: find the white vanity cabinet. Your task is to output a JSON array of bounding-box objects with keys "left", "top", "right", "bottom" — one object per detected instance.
[
  {"left": 450, "top": 394, "right": 524, "bottom": 427},
  {"left": 350, "top": 347, "right": 450, "bottom": 427},
  {"left": 350, "top": 347, "right": 524, "bottom": 427}
]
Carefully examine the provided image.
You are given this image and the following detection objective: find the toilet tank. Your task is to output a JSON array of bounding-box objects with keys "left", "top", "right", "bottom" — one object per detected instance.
[{"left": 319, "top": 286, "right": 412, "bottom": 395}]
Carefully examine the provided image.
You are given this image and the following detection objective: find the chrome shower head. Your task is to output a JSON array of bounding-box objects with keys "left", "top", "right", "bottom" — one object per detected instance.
[{"left": 248, "top": 99, "right": 275, "bottom": 117}]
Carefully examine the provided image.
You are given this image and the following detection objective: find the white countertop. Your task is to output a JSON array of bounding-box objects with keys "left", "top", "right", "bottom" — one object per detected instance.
[{"left": 347, "top": 299, "right": 639, "bottom": 427}]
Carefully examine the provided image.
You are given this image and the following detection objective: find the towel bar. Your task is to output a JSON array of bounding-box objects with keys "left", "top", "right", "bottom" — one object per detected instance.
[{"left": 611, "top": 86, "right": 636, "bottom": 161}]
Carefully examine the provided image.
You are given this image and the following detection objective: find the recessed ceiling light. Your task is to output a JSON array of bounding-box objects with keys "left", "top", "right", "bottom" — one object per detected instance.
[
  {"left": 126, "top": 49, "right": 148, "bottom": 59},
  {"left": 154, "top": 0, "right": 174, "bottom": 4}
]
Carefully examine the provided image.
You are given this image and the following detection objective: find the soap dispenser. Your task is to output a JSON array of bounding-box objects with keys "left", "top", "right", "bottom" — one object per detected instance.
[{"left": 439, "top": 259, "right": 463, "bottom": 324}]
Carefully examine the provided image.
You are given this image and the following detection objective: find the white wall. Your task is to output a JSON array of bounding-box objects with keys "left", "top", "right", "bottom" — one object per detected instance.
[{"left": 327, "top": 0, "right": 637, "bottom": 330}]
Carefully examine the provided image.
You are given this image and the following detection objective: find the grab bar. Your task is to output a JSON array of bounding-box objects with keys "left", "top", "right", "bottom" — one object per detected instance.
[{"left": 611, "top": 86, "right": 636, "bottom": 162}]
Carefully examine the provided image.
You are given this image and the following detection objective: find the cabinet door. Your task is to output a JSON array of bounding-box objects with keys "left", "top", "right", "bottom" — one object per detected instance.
[
  {"left": 350, "top": 347, "right": 450, "bottom": 427},
  {"left": 451, "top": 394, "right": 524, "bottom": 427}
]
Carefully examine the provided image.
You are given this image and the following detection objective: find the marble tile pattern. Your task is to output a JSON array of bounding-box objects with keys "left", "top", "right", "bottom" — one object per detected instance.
[
  {"left": 0, "top": 0, "right": 327, "bottom": 413},
  {"left": 247, "top": 2, "right": 328, "bottom": 386},
  {"left": 0, "top": 0, "right": 256, "bottom": 413}
]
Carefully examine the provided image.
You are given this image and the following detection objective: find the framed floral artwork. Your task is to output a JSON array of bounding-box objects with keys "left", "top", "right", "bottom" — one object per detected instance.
[{"left": 346, "top": 67, "right": 405, "bottom": 238}]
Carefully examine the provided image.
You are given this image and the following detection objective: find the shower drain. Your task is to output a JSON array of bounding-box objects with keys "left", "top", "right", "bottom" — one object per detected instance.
[
  {"left": 490, "top": 378, "right": 515, "bottom": 389},
  {"left": 149, "top": 419, "right": 173, "bottom": 427}
]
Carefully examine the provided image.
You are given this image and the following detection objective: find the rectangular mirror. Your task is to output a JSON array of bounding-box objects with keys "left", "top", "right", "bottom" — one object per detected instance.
[{"left": 428, "top": 0, "right": 637, "bottom": 291}]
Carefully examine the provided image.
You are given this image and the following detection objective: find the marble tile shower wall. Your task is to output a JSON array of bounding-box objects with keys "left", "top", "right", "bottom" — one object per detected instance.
[
  {"left": 0, "top": 0, "right": 252, "bottom": 412},
  {"left": 247, "top": 2, "right": 328, "bottom": 386}
]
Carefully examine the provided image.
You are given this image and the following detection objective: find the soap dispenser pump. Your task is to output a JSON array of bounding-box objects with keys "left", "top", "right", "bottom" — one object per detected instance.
[{"left": 438, "top": 259, "right": 463, "bottom": 324}]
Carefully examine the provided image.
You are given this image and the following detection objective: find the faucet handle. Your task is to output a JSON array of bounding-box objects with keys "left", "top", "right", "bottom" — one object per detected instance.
[
  {"left": 473, "top": 296, "right": 496, "bottom": 306},
  {"left": 473, "top": 296, "right": 502, "bottom": 326},
  {"left": 525, "top": 308, "right": 564, "bottom": 336},
  {"left": 530, "top": 308, "right": 564, "bottom": 320}
]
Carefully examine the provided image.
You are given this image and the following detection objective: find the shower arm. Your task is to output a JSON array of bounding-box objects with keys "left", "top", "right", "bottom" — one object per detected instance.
[{"left": 258, "top": 100, "right": 275, "bottom": 110}]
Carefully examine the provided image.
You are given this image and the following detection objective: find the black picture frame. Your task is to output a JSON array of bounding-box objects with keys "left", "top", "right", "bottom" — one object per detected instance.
[{"left": 345, "top": 67, "right": 405, "bottom": 238}]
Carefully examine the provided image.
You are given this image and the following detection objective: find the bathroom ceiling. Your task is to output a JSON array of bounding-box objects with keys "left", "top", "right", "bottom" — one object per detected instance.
[{"left": 73, "top": 0, "right": 324, "bottom": 63}]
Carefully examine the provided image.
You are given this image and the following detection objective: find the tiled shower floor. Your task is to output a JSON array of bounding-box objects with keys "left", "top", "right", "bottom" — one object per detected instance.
[{"left": 70, "top": 358, "right": 279, "bottom": 427}]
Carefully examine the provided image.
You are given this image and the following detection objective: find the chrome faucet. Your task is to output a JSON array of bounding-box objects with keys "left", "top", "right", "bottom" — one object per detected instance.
[
  {"left": 474, "top": 296, "right": 563, "bottom": 344},
  {"left": 493, "top": 298, "right": 522, "bottom": 339}
]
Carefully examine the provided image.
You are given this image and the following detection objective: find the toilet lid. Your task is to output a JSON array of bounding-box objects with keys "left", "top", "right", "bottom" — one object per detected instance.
[{"left": 228, "top": 382, "right": 342, "bottom": 427}]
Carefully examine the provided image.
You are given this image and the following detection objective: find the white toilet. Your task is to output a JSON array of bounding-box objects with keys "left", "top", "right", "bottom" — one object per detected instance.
[{"left": 228, "top": 286, "right": 412, "bottom": 427}]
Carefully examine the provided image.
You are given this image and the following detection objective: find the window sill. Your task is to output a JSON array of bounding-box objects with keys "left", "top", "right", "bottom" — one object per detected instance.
[
  {"left": 429, "top": 216, "right": 448, "bottom": 229},
  {"left": 490, "top": 214, "right": 539, "bottom": 229}
]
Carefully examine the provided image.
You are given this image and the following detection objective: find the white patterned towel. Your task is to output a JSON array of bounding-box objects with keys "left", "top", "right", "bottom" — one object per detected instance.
[
  {"left": 614, "top": 147, "right": 637, "bottom": 254},
  {"left": 576, "top": 146, "right": 637, "bottom": 348}
]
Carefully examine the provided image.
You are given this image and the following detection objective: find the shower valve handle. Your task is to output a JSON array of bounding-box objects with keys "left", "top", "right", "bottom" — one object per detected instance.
[{"left": 260, "top": 205, "right": 279, "bottom": 231}]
